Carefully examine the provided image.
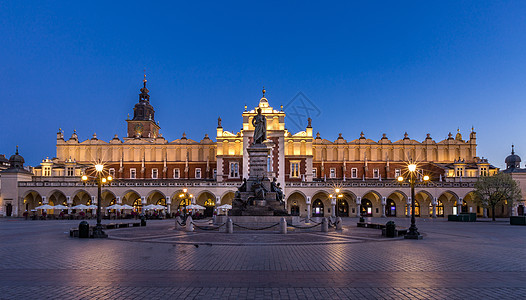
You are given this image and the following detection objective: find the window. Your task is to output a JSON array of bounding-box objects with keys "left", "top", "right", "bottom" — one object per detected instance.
[
  {"left": 394, "top": 169, "right": 401, "bottom": 178},
  {"left": 330, "top": 168, "right": 336, "bottom": 178},
  {"left": 109, "top": 168, "right": 115, "bottom": 177},
  {"left": 456, "top": 167, "right": 463, "bottom": 177},
  {"left": 351, "top": 168, "right": 358, "bottom": 178},
  {"left": 312, "top": 168, "right": 317, "bottom": 178},
  {"left": 373, "top": 169, "right": 379, "bottom": 178},
  {"left": 195, "top": 168, "right": 201, "bottom": 179},
  {"left": 130, "top": 168, "right": 136, "bottom": 179},
  {"left": 480, "top": 167, "right": 487, "bottom": 176},
  {"left": 173, "top": 168, "right": 180, "bottom": 179},
  {"left": 213, "top": 168, "right": 217, "bottom": 179},
  {"left": 66, "top": 167, "right": 74, "bottom": 177},
  {"left": 291, "top": 161, "right": 300, "bottom": 178},
  {"left": 151, "top": 168, "right": 158, "bottom": 179},
  {"left": 230, "top": 162, "right": 239, "bottom": 178},
  {"left": 267, "top": 156, "right": 272, "bottom": 172},
  {"left": 43, "top": 167, "right": 51, "bottom": 177}
]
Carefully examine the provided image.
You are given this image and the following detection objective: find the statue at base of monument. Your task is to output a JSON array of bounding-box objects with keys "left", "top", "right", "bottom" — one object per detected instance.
[
  {"left": 271, "top": 177, "right": 284, "bottom": 204},
  {"left": 252, "top": 108, "right": 266, "bottom": 145}
]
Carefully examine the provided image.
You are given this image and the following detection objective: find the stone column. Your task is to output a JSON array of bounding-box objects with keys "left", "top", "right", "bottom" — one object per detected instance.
[
  {"left": 331, "top": 196, "right": 336, "bottom": 217},
  {"left": 215, "top": 196, "right": 221, "bottom": 215},
  {"left": 42, "top": 196, "right": 47, "bottom": 204},
  {"left": 67, "top": 196, "right": 72, "bottom": 215},
  {"left": 381, "top": 197, "right": 386, "bottom": 218},
  {"left": 406, "top": 197, "right": 411, "bottom": 217},
  {"left": 483, "top": 207, "right": 488, "bottom": 218},
  {"left": 432, "top": 197, "right": 437, "bottom": 219},
  {"left": 166, "top": 196, "right": 171, "bottom": 214},
  {"left": 141, "top": 196, "right": 146, "bottom": 205},
  {"left": 512, "top": 204, "right": 518, "bottom": 216},
  {"left": 306, "top": 197, "right": 311, "bottom": 220},
  {"left": 116, "top": 196, "right": 121, "bottom": 204},
  {"left": 356, "top": 197, "right": 361, "bottom": 217},
  {"left": 457, "top": 198, "right": 463, "bottom": 215}
]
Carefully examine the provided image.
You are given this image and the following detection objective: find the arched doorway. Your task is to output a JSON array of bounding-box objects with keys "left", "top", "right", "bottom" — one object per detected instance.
[
  {"left": 290, "top": 201, "right": 300, "bottom": 216},
  {"left": 437, "top": 200, "right": 444, "bottom": 217},
  {"left": 461, "top": 201, "right": 468, "bottom": 213},
  {"left": 361, "top": 199, "right": 373, "bottom": 217},
  {"left": 386, "top": 199, "right": 396, "bottom": 216},
  {"left": 312, "top": 199, "right": 324, "bottom": 217},
  {"left": 203, "top": 198, "right": 215, "bottom": 217},
  {"left": 336, "top": 199, "right": 349, "bottom": 217}
]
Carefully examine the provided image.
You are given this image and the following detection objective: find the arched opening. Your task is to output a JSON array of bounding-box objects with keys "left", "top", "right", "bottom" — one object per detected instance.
[
  {"left": 336, "top": 199, "right": 349, "bottom": 217},
  {"left": 23, "top": 191, "right": 42, "bottom": 215},
  {"left": 312, "top": 199, "right": 324, "bottom": 217},
  {"left": 386, "top": 191, "right": 406, "bottom": 217},
  {"left": 386, "top": 199, "right": 397, "bottom": 216},
  {"left": 220, "top": 191, "right": 235, "bottom": 206},
  {"left": 438, "top": 191, "right": 459, "bottom": 216},
  {"left": 122, "top": 191, "right": 141, "bottom": 213},
  {"left": 361, "top": 199, "right": 373, "bottom": 217},
  {"left": 196, "top": 191, "right": 216, "bottom": 218},
  {"left": 461, "top": 201, "right": 468, "bottom": 213},
  {"left": 361, "top": 191, "right": 381, "bottom": 217},
  {"left": 408, "top": 200, "right": 420, "bottom": 217},
  {"left": 286, "top": 191, "right": 307, "bottom": 217},
  {"left": 436, "top": 200, "right": 444, "bottom": 217}
]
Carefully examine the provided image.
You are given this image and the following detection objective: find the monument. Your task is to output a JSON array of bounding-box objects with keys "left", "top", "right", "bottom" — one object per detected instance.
[{"left": 230, "top": 107, "right": 288, "bottom": 216}]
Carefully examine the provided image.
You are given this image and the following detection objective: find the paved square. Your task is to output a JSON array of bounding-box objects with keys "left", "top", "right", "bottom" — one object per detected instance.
[{"left": 1, "top": 217, "right": 525, "bottom": 299}]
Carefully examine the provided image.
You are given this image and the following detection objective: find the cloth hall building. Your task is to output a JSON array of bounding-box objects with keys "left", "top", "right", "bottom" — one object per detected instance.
[{"left": 3, "top": 79, "right": 518, "bottom": 219}]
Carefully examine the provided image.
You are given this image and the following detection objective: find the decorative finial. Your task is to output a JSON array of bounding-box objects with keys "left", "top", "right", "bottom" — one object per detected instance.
[
  {"left": 262, "top": 87, "right": 266, "bottom": 97},
  {"left": 218, "top": 116, "right": 222, "bottom": 127},
  {"left": 457, "top": 128, "right": 460, "bottom": 133},
  {"left": 307, "top": 117, "right": 312, "bottom": 128},
  {"left": 143, "top": 69, "right": 147, "bottom": 88},
  {"left": 472, "top": 126, "right": 474, "bottom": 132},
  {"left": 244, "top": 105, "right": 247, "bottom": 111},
  {"left": 512, "top": 144, "right": 515, "bottom": 155},
  {"left": 404, "top": 132, "right": 409, "bottom": 139},
  {"left": 15, "top": 145, "right": 19, "bottom": 155},
  {"left": 280, "top": 105, "right": 283, "bottom": 111}
]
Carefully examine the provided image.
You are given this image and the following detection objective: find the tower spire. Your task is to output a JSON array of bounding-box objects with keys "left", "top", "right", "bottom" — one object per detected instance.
[{"left": 512, "top": 144, "right": 515, "bottom": 155}]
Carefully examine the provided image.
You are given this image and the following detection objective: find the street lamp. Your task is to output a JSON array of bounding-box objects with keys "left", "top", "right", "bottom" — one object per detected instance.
[
  {"left": 331, "top": 187, "right": 344, "bottom": 217},
  {"left": 81, "top": 162, "right": 113, "bottom": 238},
  {"left": 178, "top": 188, "right": 192, "bottom": 218},
  {"left": 397, "top": 162, "right": 429, "bottom": 240}
]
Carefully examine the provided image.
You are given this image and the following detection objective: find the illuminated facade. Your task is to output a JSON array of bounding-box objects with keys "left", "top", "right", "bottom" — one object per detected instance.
[{"left": 2, "top": 79, "right": 515, "bottom": 218}]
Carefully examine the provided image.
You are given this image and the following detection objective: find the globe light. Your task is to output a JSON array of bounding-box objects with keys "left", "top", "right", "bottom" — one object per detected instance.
[
  {"left": 397, "top": 176, "right": 404, "bottom": 182},
  {"left": 408, "top": 164, "right": 417, "bottom": 172},
  {"left": 329, "top": 194, "right": 333, "bottom": 198},
  {"left": 183, "top": 188, "right": 188, "bottom": 193},
  {"left": 95, "top": 164, "right": 104, "bottom": 172},
  {"left": 423, "top": 175, "right": 430, "bottom": 181},
  {"left": 107, "top": 176, "right": 113, "bottom": 181},
  {"left": 335, "top": 188, "right": 340, "bottom": 193},
  {"left": 102, "top": 178, "right": 107, "bottom": 183},
  {"left": 81, "top": 175, "right": 88, "bottom": 181}
]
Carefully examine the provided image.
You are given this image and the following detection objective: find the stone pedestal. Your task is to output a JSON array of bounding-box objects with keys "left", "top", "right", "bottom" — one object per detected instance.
[{"left": 231, "top": 143, "right": 288, "bottom": 216}]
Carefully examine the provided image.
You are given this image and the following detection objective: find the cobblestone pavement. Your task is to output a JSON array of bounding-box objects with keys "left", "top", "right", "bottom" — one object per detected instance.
[{"left": 1, "top": 217, "right": 525, "bottom": 299}]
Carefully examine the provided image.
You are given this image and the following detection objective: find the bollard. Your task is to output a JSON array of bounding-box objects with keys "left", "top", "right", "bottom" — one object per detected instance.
[
  {"left": 321, "top": 218, "right": 329, "bottom": 232},
  {"left": 78, "top": 221, "right": 90, "bottom": 238},
  {"left": 226, "top": 218, "right": 233, "bottom": 233},
  {"left": 280, "top": 217, "right": 287, "bottom": 234},
  {"left": 140, "top": 214, "right": 146, "bottom": 226},
  {"left": 385, "top": 221, "right": 396, "bottom": 238},
  {"left": 212, "top": 214, "right": 217, "bottom": 224},
  {"left": 336, "top": 217, "right": 343, "bottom": 231},
  {"left": 185, "top": 216, "right": 194, "bottom": 232},
  {"left": 175, "top": 216, "right": 183, "bottom": 230}
]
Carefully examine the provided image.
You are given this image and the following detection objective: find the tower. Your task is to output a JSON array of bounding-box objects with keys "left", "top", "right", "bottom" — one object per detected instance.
[{"left": 126, "top": 75, "right": 161, "bottom": 139}]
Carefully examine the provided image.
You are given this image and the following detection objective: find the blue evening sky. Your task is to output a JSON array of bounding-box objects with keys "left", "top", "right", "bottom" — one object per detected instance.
[{"left": 1, "top": 1, "right": 525, "bottom": 168}]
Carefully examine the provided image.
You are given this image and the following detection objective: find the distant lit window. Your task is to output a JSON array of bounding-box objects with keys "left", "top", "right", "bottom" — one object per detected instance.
[
  {"left": 109, "top": 168, "right": 115, "bottom": 177},
  {"left": 152, "top": 168, "right": 158, "bottom": 179},
  {"left": 373, "top": 169, "right": 379, "bottom": 178},
  {"left": 174, "top": 168, "right": 180, "bottom": 179},
  {"left": 351, "top": 168, "right": 358, "bottom": 178},
  {"left": 130, "top": 168, "right": 136, "bottom": 179},
  {"left": 195, "top": 168, "right": 201, "bottom": 179},
  {"left": 394, "top": 169, "right": 401, "bottom": 178},
  {"left": 330, "top": 168, "right": 336, "bottom": 178},
  {"left": 43, "top": 167, "right": 51, "bottom": 177},
  {"left": 66, "top": 167, "right": 74, "bottom": 177},
  {"left": 312, "top": 168, "right": 317, "bottom": 178},
  {"left": 230, "top": 162, "right": 239, "bottom": 178},
  {"left": 291, "top": 162, "right": 300, "bottom": 178}
]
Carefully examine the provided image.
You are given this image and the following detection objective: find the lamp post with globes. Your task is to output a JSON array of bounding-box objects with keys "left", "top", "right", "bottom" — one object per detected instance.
[
  {"left": 329, "top": 188, "right": 344, "bottom": 217},
  {"left": 178, "top": 188, "right": 193, "bottom": 218},
  {"left": 81, "top": 163, "right": 113, "bottom": 238},
  {"left": 397, "top": 163, "right": 429, "bottom": 240}
]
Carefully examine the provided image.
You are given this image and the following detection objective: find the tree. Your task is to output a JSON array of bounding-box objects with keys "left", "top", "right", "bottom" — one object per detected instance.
[{"left": 474, "top": 173, "right": 522, "bottom": 221}]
